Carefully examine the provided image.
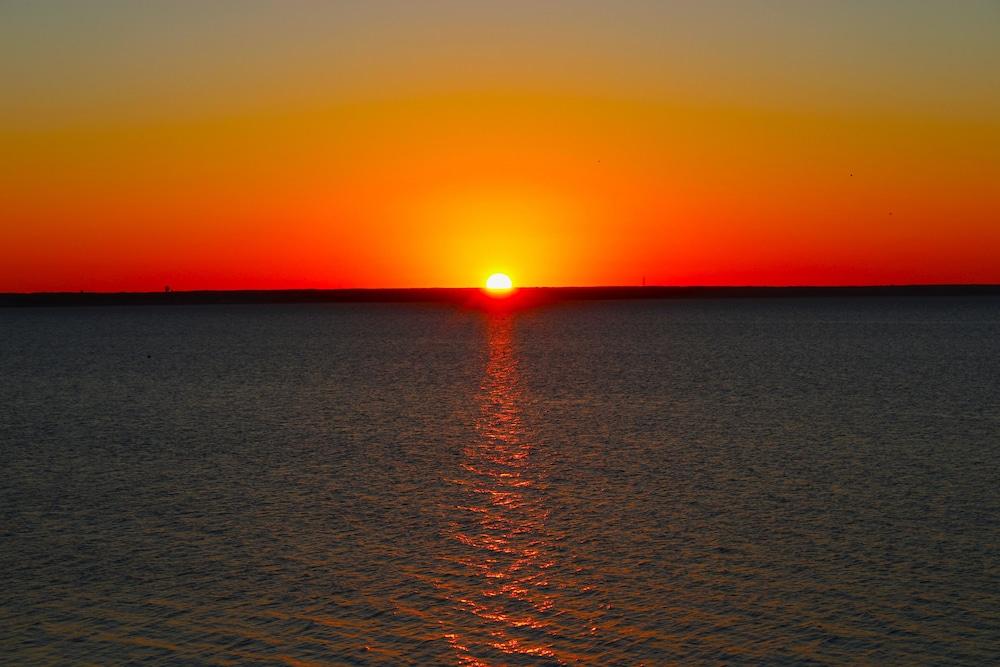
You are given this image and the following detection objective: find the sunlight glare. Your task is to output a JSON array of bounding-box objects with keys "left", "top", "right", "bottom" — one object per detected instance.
[{"left": 485, "top": 273, "right": 513, "bottom": 291}]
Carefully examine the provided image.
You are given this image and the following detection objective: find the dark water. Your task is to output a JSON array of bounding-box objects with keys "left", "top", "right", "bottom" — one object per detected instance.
[{"left": 2, "top": 298, "right": 998, "bottom": 665}]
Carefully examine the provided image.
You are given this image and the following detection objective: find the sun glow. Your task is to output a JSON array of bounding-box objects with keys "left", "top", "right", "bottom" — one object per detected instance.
[{"left": 485, "top": 273, "right": 513, "bottom": 292}]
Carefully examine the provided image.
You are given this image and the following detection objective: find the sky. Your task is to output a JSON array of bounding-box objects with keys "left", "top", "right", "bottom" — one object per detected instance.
[{"left": 2, "top": 0, "right": 999, "bottom": 291}]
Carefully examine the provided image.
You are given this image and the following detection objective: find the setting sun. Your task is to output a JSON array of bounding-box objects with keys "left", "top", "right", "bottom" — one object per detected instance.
[
  {"left": 3, "top": 4, "right": 999, "bottom": 666},
  {"left": 485, "top": 273, "right": 513, "bottom": 292}
]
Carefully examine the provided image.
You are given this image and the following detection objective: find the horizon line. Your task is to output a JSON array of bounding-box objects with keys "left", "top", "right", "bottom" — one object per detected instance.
[
  {"left": 3, "top": 284, "right": 999, "bottom": 308},
  {"left": 5, "top": 282, "right": 1000, "bottom": 296}
]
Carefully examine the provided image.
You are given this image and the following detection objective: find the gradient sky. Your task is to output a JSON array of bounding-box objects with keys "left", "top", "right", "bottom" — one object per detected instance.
[{"left": 2, "top": 1, "right": 999, "bottom": 290}]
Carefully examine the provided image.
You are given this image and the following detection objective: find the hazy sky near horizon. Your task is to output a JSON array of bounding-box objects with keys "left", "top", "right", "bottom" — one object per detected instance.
[{"left": 3, "top": 1, "right": 999, "bottom": 290}]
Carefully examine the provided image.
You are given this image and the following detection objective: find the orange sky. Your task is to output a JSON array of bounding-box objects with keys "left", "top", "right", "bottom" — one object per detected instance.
[{"left": 2, "top": 2, "right": 999, "bottom": 291}]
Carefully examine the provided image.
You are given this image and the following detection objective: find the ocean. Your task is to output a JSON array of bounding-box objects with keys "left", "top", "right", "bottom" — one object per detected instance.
[{"left": 2, "top": 297, "right": 998, "bottom": 664}]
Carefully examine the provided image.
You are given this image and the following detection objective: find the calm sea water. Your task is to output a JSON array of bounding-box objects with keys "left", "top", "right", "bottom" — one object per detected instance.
[{"left": 2, "top": 298, "right": 998, "bottom": 665}]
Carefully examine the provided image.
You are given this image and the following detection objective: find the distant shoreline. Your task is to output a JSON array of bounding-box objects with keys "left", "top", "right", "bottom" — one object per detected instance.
[{"left": 2, "top": 285, "right": 999, "bottom": 308}]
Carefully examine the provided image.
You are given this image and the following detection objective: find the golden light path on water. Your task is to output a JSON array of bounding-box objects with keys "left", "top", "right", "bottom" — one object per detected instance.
[{"left": 436, "top": 313, "right": 592, "bottom": 665}]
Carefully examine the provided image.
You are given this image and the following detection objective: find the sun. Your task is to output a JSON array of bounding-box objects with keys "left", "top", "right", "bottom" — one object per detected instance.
[{"left": 485, "top": 272, "right": 513, "bottom": 292}]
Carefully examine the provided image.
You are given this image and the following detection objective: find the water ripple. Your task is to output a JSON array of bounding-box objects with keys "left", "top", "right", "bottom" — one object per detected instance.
[{"left": 1, "top": 299, "right": 998, "bottom": 664}]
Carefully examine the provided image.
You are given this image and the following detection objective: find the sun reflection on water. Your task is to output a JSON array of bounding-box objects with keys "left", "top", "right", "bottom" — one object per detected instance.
[{"left": 437, "top": 312, "right": 582, "bottom": 665}]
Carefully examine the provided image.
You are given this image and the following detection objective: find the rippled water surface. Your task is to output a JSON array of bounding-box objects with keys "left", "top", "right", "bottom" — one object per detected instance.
[{"left": 2, "top": 298, "right": 999, "bottom": 664}]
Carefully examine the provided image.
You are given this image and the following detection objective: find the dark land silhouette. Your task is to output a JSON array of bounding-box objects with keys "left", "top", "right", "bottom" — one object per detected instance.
[{"left": 2, "top": 285, "right": 999, "bottom": 308}]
